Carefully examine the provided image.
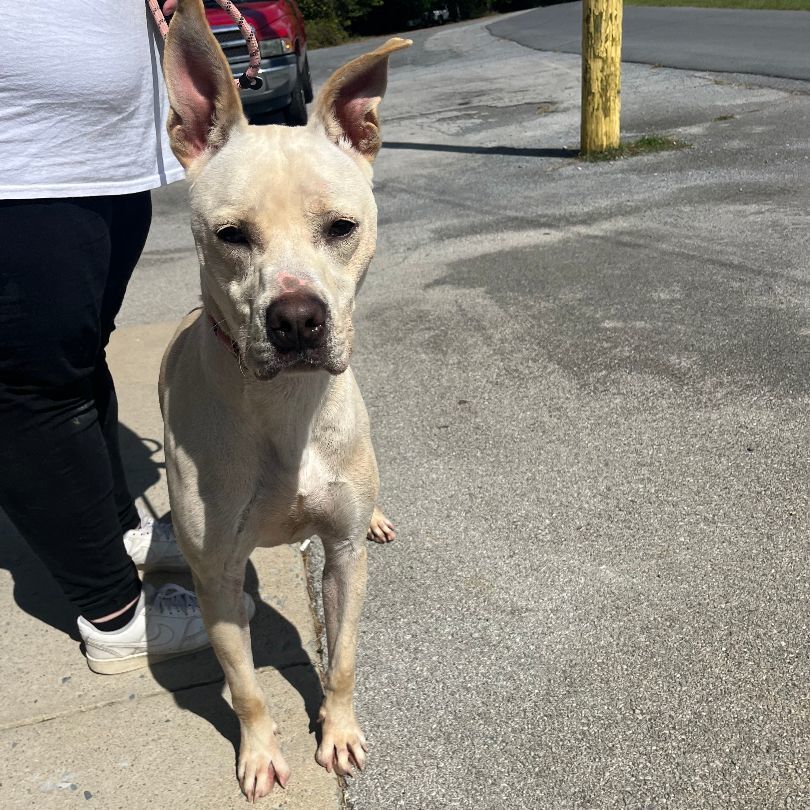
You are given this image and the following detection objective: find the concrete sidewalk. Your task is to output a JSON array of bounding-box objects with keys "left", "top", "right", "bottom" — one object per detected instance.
[{"left": 0, "top": 323, "right": 341, "bottom": 809}]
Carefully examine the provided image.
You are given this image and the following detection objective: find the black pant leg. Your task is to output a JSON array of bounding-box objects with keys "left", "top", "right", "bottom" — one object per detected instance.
[
  {"left": 0, "top": 197, "right": 142, "bottom": 619},
  {"left": 95, "top": 190, "right": 153, "bottom": 533}
]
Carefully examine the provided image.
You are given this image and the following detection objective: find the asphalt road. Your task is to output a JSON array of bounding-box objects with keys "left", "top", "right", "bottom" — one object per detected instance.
[
  {"left": 127, "top": 12, "right": 809, "bottom": 809},
  {"left": 490, "top": 2, "right": 810, "bottom": 81}
]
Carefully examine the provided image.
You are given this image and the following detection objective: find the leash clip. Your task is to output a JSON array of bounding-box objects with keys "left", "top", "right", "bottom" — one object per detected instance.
[{"left": 238, "top": 73, "right": 264, "bottom": 90}]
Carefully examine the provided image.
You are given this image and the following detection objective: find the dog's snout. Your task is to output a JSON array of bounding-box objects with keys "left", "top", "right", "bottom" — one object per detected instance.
[{"left": 266, "top": 293, "right": 327, "bottom": 352}]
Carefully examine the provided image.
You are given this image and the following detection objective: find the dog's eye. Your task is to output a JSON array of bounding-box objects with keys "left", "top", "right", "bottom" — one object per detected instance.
[
  {"left": 217, "top": 226, "right": 248, "bottom": 245},
  {"left": 328, "top": 219, "right": 357, "bottom": 239}
]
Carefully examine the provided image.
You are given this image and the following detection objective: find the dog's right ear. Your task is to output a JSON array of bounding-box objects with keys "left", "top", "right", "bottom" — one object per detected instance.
[{"left": 163, "top": 0, "right": 247, "bottom": 170}]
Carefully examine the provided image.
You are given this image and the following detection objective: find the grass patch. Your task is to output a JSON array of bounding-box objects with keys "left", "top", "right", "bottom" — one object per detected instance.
[
  {"left": 625, "top": 0, "right": 810, "bottom": 10},
  {"left": 581, "top": 135, "right": 690, "bottom": 161}
]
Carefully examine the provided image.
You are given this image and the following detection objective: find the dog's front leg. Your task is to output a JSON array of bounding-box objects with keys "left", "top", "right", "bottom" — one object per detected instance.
[
  {"left": 193, "top": 566, "right": 290, "bottom": 801},
  {"left": 316, "top": 536, "right": 369, "bottom": 775}
]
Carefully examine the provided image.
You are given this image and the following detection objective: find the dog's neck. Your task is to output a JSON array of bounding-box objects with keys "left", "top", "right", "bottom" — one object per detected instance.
[
  {"left": 244, "top": 366, "right": 337, "bottom": 468},
  {"left": 207, "top": 312, "right": 240, "bottom": 358}
]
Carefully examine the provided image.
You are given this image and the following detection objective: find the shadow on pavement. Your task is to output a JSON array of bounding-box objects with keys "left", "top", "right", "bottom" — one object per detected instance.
[
  {"left": 0, "top": 422, "right": 166, "bottom": 641},
  {"left": 146, "top": 556, "right": 325, "bottom": 757},
  {"left": 116, "top": 424, "right": 325, "bottom": 754},
  {"left": 118, "top": 422, "right": 165, "bottom": 520},
  {"left": 383, "top": 140, "right": 579, "bottom": 158},
  {"left": 0, "top": 421, "right": 324, "bottom": 753},
  {"left": 0, "top": 508, "right": 81, "bottom": 640}
]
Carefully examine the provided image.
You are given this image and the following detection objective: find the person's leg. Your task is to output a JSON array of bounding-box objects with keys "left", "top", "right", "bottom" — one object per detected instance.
[
  {"left": 94, "top": 191, "right": 153, "bottom": 534},
  {"left": 92, "top": 363, "right": 140, "bottom": 535},
  {"left": 0, "top": 197, "right": 141, "bottom": 621}
]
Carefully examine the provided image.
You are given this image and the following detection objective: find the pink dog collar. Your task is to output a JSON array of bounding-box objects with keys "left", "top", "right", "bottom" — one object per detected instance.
[{"left": 207, "top": 313, "right": 240, "bottom": 358}]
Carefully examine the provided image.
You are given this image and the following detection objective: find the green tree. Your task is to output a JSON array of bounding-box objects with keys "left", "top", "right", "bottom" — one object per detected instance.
[
  {"left": 353, "top": 0, "right": 432, "bottom": 33},
  {"left": 335, "top": 0, "right": 385, "bottom": 27}
]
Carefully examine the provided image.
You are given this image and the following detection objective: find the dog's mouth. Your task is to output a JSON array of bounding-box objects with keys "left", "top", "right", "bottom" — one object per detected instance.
[
  {"left": 250, "top": 349, "right": 321, "bottom": 379},
  {"left": 246, "top": 341, "right": 348, "bottom": 380}
]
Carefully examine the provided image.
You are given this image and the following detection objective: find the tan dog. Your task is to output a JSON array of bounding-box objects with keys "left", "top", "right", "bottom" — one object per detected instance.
[{"left": 157, "top": 0, "right": 409, "bottom": 801}]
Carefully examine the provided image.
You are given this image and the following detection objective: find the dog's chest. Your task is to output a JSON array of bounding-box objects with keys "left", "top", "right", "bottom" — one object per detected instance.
[
  {"left": 257, "top": 443, "right": 337, "bottom": 541},
  {"left": 295, "top": 444, "right": 330, "bottom": 504}
]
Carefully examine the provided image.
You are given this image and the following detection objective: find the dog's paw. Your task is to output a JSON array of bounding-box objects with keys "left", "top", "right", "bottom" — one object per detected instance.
[
  {"left": 367, "top": 506, "right": 396, "bottom": 544},
  {"left": 316, "top": 708, "right": 368, "bottom": 775},
  {"left": 237, "top": 727, "right": 290, "bottom": 803}
]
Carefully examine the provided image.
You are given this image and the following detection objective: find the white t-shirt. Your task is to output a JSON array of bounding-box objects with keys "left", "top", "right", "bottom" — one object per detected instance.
[{"left": 0, "top": 1, "right": 184, "bottom": 199}]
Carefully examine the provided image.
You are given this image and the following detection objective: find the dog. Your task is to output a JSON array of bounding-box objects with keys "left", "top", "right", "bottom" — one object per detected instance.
[{"left": 157, "top": 0, "right": 409, "bottom": 801}]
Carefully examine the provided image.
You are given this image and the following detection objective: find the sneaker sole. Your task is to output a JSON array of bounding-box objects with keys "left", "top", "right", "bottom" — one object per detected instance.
[
  {"left": 84, "top": 597, "right": 255, "bottom": 675},
  {"left": 85, "top": 641, "right": 212, "bottom": 675}
]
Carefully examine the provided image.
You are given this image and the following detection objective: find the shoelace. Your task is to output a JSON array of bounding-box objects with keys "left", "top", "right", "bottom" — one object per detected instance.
[
  {"left": 151, "top": 584, "right": 198, "bottom": 616},
  {"left": 137, "top": 515, "right": 175, "bottom": 544}
]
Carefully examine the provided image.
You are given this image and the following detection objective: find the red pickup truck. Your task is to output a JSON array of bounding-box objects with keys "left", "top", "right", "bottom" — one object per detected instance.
[{"left": 203, "top": 0, "right": 312, "bottom": 125}]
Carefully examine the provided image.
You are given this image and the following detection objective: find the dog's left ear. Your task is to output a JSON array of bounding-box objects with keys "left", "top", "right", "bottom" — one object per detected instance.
[
  {"left": 310, "top": 37, "right": 412, "bottom": 163},
  {"left": 163, "top": 0, "right": 247, "bottom": 169}
]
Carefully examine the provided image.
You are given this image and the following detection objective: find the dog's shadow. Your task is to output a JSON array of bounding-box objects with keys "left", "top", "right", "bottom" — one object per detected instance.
[
  {"left": 145, "top": 555, "right": 325, "bottom": 755},
  {"left": 120, "top": 423, "right": 325, "bottom": 755},
  {"left": 0, "top": 423, "right": 324, "bottom": 756}
]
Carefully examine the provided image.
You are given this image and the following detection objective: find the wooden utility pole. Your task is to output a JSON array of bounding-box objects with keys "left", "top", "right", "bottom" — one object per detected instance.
[{"left": 581, "top": 0, "right": 623, "bottom": 154}]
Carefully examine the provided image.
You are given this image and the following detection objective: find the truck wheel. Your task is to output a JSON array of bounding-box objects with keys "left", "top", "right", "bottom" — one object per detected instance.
[
  {"left": 284, "top": 77, "right": 308, "bottom": 127},
  {"left": 302, "top": 56, "right": 314, "bottom": 104}
]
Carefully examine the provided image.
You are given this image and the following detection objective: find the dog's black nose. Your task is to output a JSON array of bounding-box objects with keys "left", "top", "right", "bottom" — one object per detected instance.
[{"left": 266, "top": 294, "right": 327, "bottom": 352}]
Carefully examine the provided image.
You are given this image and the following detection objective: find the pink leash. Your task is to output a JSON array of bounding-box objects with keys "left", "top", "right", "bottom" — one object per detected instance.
[{"left": 147, "top": 0, "right": 263, "bottom": 89}]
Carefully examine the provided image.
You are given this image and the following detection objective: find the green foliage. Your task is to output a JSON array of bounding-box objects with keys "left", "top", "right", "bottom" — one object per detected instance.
[
  {"left": 296, "top": 0, "right": 335, "bottom": 17},
  {"left": 491, "top": 0, "right": 547, "bottom": 11},
  {"left": 298, "top": 0, "right": 383, "bottom": 46},
  {"left": 299, "top": 0, "right": 551, "bottom": 46},
  {"left": 352, "top": 0, "right": 432, "bottom": 33},
  {"left": 304, "top": 15, "right": 349, "bottom": 47},
  {"left": 456, "top": 0, "right": 492, "bottom": 18},
  {"left": 297, "top": 0, "right": 342, "bottom": 46},
  {"left": 336, "top": 0, "right": 385, "bottom": 25}
]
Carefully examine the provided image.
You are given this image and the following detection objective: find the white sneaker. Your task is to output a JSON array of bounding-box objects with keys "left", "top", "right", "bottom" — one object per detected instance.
[
  {"left": 77, "top": 583, "right": 256, "bottom": 675},
  {"left": 123, "top": 512, "right": 188, "bottom": 572}
]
